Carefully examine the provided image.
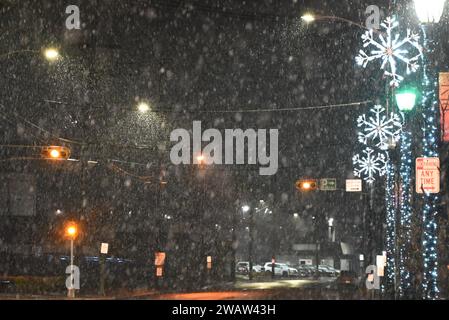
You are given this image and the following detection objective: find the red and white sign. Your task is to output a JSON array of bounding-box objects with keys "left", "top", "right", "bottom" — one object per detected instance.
[
  {"left": 439, "top": 73, "right": 449, "bottom": 142},
  {"left": 416, "top": 157, "right": 440, "bottom": 194}
]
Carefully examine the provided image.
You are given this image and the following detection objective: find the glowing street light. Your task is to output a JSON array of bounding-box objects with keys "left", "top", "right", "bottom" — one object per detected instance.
[
  {"left": 301, "top": 13, "right": 316, "bottom": 23},
  {"left": 50, "top": 149, "right": 61, "bottom": 159},
  {"left": 137, "top": 102, "right": 150, "bottom": 113},
  {"left": 414, "top": 0, "right": 446, "bottom": 24},
  {"left": 43, "top": 48, "right": 60, "bottom": 61},
  {"left": 242, "top": 205, "right": 250, "bottom": 213},
  {"left": 196, "top": 154, "right": 205, "bottom": 164},
  {"left": 66, "top": 225, "right": 77, "bottom": 238},
  {"left": 395, "top": 89, "right": 418, "bottom": 112}
]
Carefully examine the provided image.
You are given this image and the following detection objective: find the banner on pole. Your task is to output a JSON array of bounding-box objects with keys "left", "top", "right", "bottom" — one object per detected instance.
[{"left": 439, "top": 72, "right": 449, "bottom": 142}]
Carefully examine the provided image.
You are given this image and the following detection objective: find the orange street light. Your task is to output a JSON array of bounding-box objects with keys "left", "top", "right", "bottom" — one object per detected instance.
[
  {"left": 303, "top": 181, "right": 312, "bottom": 189},
  {"left": 65, "top": 222, "right": 78, "bottom": 298},
  {"left": 50, "top": 149, "right": 61, "bottom": 159},
  {"left": 65, "top": 224, "right": 78, "bottom": 239},
  {"left": 197, "top": 154, "right": 205, "bottom": 164}
]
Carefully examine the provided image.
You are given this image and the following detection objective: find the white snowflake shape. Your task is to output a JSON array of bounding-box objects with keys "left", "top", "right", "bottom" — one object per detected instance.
[
  {"left": 355, "top": 16, "right": 422, "bottom": 87},
  {"left": 357, "top": 105, "right": 403, "bottom": 149},
  {"left": 352, "top": 147, "right": 387, "bottom": 184}
]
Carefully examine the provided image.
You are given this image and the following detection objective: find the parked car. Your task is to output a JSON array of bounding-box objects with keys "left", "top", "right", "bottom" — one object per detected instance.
[
  {"left": 335, "top": 270, "right": 360, "bottom": 288},
  {"left": 318, "top": 265, "right": 339, "bottom": 277},
  {"left": 286, "top": 265, "right": 299, "bottom": 278},
  {"left": 302, "top": 265, "right": 319, "bottom": 277},
  {"left": 236, "top": 262, "right": 263, "bottom": 274},
  {"left": 296, "top": 265, "right": 312, "bottom": 278},
  {"left": 263, "top": 262, "right": 298, "bottom": 277}
]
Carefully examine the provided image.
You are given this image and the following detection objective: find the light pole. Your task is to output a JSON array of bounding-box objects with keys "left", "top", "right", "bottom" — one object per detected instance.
[
  {"left": 241, "top": 205, "right": 252, "bottom": 279},
  {"left": 395, "top": 87, "right": 418, "bottom": 298},
  {"left": 65, "top": 223, "right": 78, "bottom": 298},
  {"left": 328, "top": 218, "right": 335, "bottom": 242},
  {"left": 413, "top": 0, "right": 446, "bottom": 300},
  {"left": 196, "top": 154, "right": 207, "bottom": 285}
]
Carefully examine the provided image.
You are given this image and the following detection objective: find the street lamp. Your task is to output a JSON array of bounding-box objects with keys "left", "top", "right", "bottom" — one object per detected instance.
[
  {"left": 196, "top": 154, "right": 205, "bottom": 165},
  {"left": 414, "top": 0, "right": 446, "bottom": 23},
  {"left": 395, "top": 89, "right": 417, "bottom": 112},
  {"left": 301, "top": 13, "right": 316, "bottom": 23},
  {"left": 43, "top": 48, "right": 60, "bottom": 61},
  {"left": 65, "top": 223, "right": 78, "bottom": 298},
  {"left": 242, "top": 205, "right": 250, "bottom": 213},
  {"left": 137, "top": 101, "right": 150, "bottom": 113}
]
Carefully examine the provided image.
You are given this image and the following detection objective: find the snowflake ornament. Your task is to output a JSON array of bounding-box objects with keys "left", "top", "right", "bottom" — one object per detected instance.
[
  {"left": 352, "top": 147, "right": 387, "bottom": 184},
  {"left": 356, "top": 16, "right": 422, "bottom": 87},
  {"left": 357, "top": 105, "right": 403, "bottom": 149}
]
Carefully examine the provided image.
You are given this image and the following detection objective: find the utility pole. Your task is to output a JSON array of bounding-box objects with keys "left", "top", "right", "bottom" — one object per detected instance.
[
  {"left": 248, "top": 206, "right": 254, "bottom": 281},
  {"left": 314, "top": 216, "right": 320, "bottom": 279},
  {"left": 231, "top": 207, "right": 237, "bottom": 281},
  {"left": 99, "top": 253, "right": 106, "bottom": 296}
]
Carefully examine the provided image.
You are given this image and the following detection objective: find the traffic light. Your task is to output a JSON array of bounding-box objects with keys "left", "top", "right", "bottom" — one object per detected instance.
[
  {"left": 296, "top": 179, "right": 318, "bottom": 191},
  {"left": 41, "top": 146, "right": 71, "bottom": 160}
]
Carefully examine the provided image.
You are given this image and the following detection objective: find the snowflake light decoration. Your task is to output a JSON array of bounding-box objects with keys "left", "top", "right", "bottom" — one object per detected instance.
[
  {"left": 353, "top": 147, "right": 387, "bottom": 184},
  {"left": 356, "top": 16, "right": 422, "bottom": 87},
  {"left": 357, "top": 105, "right": 403, "bottom": 149}
]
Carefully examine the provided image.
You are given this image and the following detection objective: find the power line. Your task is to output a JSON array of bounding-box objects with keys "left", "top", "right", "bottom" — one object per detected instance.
[{"left": 181, "top": 100, "right": 372, "bottom": 113}]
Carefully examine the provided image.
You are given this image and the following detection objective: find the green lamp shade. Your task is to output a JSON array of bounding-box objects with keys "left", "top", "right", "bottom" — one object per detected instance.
[{"left": 395, "top": 92, "right": 417, "bottom": 111}]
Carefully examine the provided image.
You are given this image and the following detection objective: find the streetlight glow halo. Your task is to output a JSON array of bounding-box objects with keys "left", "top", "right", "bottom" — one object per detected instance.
[
  {"left": 43, "top": 48, "right": 60, "bottom": 61},
  {"left": 301, "top": 13, "right": 316, "bottom": 23},
  {"left": 414, "top": 0, "right": 446, "bottom": 23}
]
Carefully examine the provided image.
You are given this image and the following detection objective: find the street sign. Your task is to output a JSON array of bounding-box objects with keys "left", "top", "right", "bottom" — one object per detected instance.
[
  {"left": 346, "top": 179, "right": 362, "bottom": 192},
  {"left": 100, "top": 243, "right": 109, "bottom": 254},
  {"left": 376, "top": 255, "right": 385, "bottom": 277},
  {"left": 416, "top": 157, "right": 440, "bottom": 193},
  {"left": 320, "top": 178, "right": 337, "bottom": 191}
]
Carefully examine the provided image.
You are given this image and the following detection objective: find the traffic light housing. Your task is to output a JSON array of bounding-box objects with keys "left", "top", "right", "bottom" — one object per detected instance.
[
  {"left": 41, "top": 146, "right": 71, "bottom": 160},
  {"left": 296, "top": 179, "right": 318, "bottom": 191}
]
